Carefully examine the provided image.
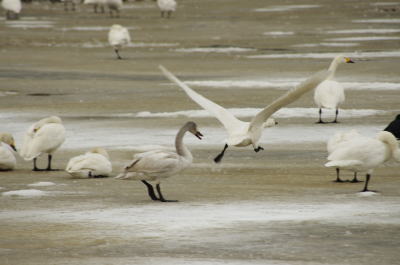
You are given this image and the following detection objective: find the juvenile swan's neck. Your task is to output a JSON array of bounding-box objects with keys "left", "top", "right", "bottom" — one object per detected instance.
[{"left": 175, "top": 124, "right": 193, "bottom": 162}]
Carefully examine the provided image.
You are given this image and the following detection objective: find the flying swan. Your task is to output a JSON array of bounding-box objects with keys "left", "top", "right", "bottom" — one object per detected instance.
[
  {"left": 0, "top": 133, "right": 17, "bottom": 171},
  {"left": 66, "top": 147, "right": 112, "bottom": 178},
  {"left": 314, "top": 55, "right": 354, "bottom": 123},
  {"left": 116, "top": 121, "right": 203, "bottom": 202},
  {"left": 159, "top": 65, "right": 329, "bottom": 163},
  {"left": 325, "top": 131, "right": 400, "bottom": 192},
  {"left": 19, "top": 116, "right": 66, "bottom": 171}
]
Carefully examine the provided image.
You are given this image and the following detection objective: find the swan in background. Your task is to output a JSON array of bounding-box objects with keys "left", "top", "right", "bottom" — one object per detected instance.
[
  {"left": 325, "top": 131, "right": 400, "bottom": 192},
  {"left": 84, "top": 0, "right": 105, "bottom": 13},
  {"left": 108, "top": 24, "right": 131, "bottom": 60},
  {"left": 1, "top": 0, "right": 22, "bottom": 20},
  {"left": 384, "top": 114, "right": 400, "bottom": 140},
  {"left": 116, "top": 121, "right": 203, "bottom": 202},
  {"left": 20, "top": 116, "right": 66, "bottom": 171},
  {"left": 0, "top": 133, "right": 17, "bottom": 171},
  {"left": 64, "top": 0, "right": 81, "bottom": 11},
  {"left": 314, "top": 55, "right": 354, "bottom": 124},
  {"left": 157, "top": 0, "right": 176, "bottom": 18},
  {"left": 327, "top": 129, "right": 365, "bottom": 183},
  {"left": 66, "top": 148, "right": 112, "bottom": 178},
  {"left": 159, "top": 65, "right": 329, "bottom": 163},
  {"left": 105, "top": 0, "right": 122, "bottom": 17}
]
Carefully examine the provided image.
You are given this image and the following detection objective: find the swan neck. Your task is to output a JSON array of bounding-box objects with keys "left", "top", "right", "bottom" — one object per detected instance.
[
  {"left": 327, "top": 59, "right": 339, "bottom": 79},
  {"left": 175, "top": 125, "right": 193, "bottom": 161}
]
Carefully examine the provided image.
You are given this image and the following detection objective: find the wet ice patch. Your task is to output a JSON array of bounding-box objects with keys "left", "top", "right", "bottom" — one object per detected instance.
[
  {"left": 325, "top": 28, "right": 400, "bottom": 34},
  {"left": 5, "top": 20, "right": 55, "bottom": 29},
  {"left": 174, "top": 47, "right": 255, "bottom": 53},
  {"left": 326, "top": 36, "right": 400, "bottom": 41},
  {"left": 248, "top": 50, "right": 400, "bottom": 59},
  {"left": 254, "top": 5, "right": 320, "bottom": 12},
  {"left": 352, "top": 19, "right": 400, "bottom": 23},
  {"left": 60, "top": 26, "right": 137, "bottom": 31},
  {"left": 0, "top": 91, "right": 18, "bottom": 97},
  {"left": 357, "top": 191, "right": 379, "bottom": 197},
  {"left": 2, "top": 189, "right": 46, "bottom": 197},
  {"left": 127, "top": 42, "right": 179, "bottom": 48},
  {"left": 28, "top": 182, "right": 56, "bottom": 187},
  {"left": 293, "top": 42, "right": 360, "bottom": 47},
  {"left": 263, "top": 31, "right": 294, "bottom": 36}
]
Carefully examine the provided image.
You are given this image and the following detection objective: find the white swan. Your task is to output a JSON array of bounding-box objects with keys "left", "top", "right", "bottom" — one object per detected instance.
[
  {"left": 327, "top": 129, "right": 365, "bottom": 183},
  {"left": 20, "top": 116, "right": 66, "bottom": 171},
  {"left": 115, "top": 121, "right": 203, "bottom": 202},
  {"left": 84, "top": 0, "right": 105, "bottom": 13},
  {"left": 314, "top": 55, "right": 354, "bottom": 123},
  {"left": 0, "top": 133, "right": 17, "bottom": 171},
  {"left": 157, "top": 0, "right": 176, "bottom": 18},
  {"left": 159, "top": 65, "right": 329, "bottom": 163},
  {"left": 325, "top": 131, "right": 400, "bottom": 192},
  {"left": 64, "top": 0, "right": 81, "bottom": 12},
  {"left": 1, "top": 0, "right": 22, "bottom": 20},
  {"left": 108, "top": 24, "right": 131, "bottom": 60},
  {"left": 66, "top": 148, "right": 112, "bottom": 178},
  {"left": 105, "top": 0, "right": 122, "bottom": 17},
  {"left": 384, "top": 114, "right": 400, "bottom": 140}
]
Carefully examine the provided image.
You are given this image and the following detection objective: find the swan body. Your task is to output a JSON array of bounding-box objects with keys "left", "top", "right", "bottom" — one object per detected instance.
[
  {"left": 314, "top": 55, "right": 354, "bottom": 123},
  {"left": 159, "top": 65, "right": 329, "bottom": 162},
  {"left": 157, "top": 0, "right": 176, "bottom": 18},
  {"left": 108, "top": 24, "right": 131, "bottom": 59},
  {"left": 325, "top": 131, "right": 400, "bottom": 192},
  {"left": 384, "top": 114, "right": 400, "bottom": 140},
  {"left": 66, "top": 148, "right": 112, "bottom": 178},
  {"left": 116, "top": 121, "right": 203, "bottom": 202},
  {"left": 20, "top": 116, "right": 66, "bottom": 171},
  {"left": 0, "top": 133, "right": 17, "bottom": 171},
  {"left": 2, "top": 0, "right": 22, "bottom": 20}
]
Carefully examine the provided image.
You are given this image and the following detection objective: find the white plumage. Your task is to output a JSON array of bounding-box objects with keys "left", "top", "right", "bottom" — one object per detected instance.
[
  {"left": 160, "top": 65, "right": 329, "bottom": 163},
  {"left": 84, "top": 0, "right": 122, "bottom": 16},
  {"left": 157, "top": 0, "right": 177, "bottom": 18},
  {"left": 66, "top": 148, "right": 112, "bottom": 178},
  {"left": 0, "top": 133, "right": 17, "bottom": 171},
  {"left": 116, "top": 121, "right": 203, "bottom": 202},
  {"left": 2, "top": 0, "right": 22, "bottom": 20},
  {"left": 19, "top": 116, "right": 66, "bottom": 171},
  {"left": 325, "top": 131, "right": 400, "bottom": 192},
  {"left": 108, "top": 24, "right": 131, "bottom": 59},
  {"left": 314, "top": 55, "right": 354, "bottom": 123}
]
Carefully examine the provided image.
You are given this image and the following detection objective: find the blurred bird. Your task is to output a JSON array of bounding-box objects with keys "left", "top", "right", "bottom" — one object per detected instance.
[
  {"left": 384, "top": 114, "right": 400, "bottom": 140},
  {"left": 116, "top": 121, "right": 203, "bottom": 202},
  {"left": 157, "top": 0, "right": 176, "bottom": 18},
  {"left": 314, "top": 55, "right": 354, "bottom": 124},
  {"left": 66, "top": 148, "right": 112, "bottom": 178},
  {"left": 2, "top": 0, "right": 22, "bottom": 20},
  {"left": 20, "top": 116, "right": 66, "bottom": 171},
  {"left": 108, "top": 24, "right": 131, "bottom": 59},
  {"left": 0, "top": 133, "right": 17, "bottom": 171}
]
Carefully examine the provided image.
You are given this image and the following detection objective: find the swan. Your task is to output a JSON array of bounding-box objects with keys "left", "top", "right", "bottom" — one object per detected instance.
[
  {"left": 105, "top": 0, "right": 122, "bottom": 17},
  {"left": 327, "top": 129, "right": 366, "bottom": 183},
  {"left": 84, "top": 0, "right": 105, "bottom": 13},
  {"left": 115, "top": 121, "right": 203, "bottom": 202},
  {"left": 314, "top": 55, "right": 354, "bottom": 123},
  {"left": 64, "top": 0, "right": 81, "bottom": 11},
  {"left": 108, "top": 24, "right": 131, "bottom": 60},
  {"left": 384, "top": 114, "right": 400, "bottom": 140},
  {"left": 157, "top": 0, "right": 176, "bottom": 18},
  {"left": 19, "top": 116, "right": 66, "bottom": 171},
  {"left": 159, "top": 65, "right": 329, "bottom": 163},
  {"left": 1, "top": 0, "right": 22, "bottom": 20},
  {"left": 325, "top": 131, "right": 400, "bottom": 192},
  {"left": 0, "top": 133, "right": 17, "bottom": 171},
  {"left": 66, "top": 148, "right": 112, "bottom": 178}
]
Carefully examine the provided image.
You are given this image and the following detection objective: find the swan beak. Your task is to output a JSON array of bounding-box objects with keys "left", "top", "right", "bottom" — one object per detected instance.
[
  {"left": 195, "top": 131, "right": 203, "bottom": 140},
  {"left": 345, "top": 57, "right": 355, "bottom": 63},
  {"left": 10, "top": 144, "right": 17, "bottom": 152}
]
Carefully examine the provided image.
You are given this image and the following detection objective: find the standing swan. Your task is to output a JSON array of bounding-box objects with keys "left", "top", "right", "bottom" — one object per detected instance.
[
  {"left": 159, "top": 65, "right": 329, "bottom": 163},
  {"left": 314, "top": 55, "right": 354, "bottom": 123},
  {"left": 384, "top": 114, "right": 400, "bottom": 140},
  {"left": 157, "top": 0, "right": 176, "bottom": 18},
  {"left": 20, "top": 116, "right": 66, "bottom": 171},
  {"left": 116, "top": 121, "right": 203, "bottom": 202},
  {"left": 108, "top": 24, "right": 131, "bottom": 60},
  {"left": 66, "top": 148, "right": 112, "bottom": 178},
  {"left": 1, "top": 0, "right": 22, "bottom": 20},
  {"left": 0, "top": 133, "right": 17, "bottom": 171},
  {"left": 325, "top": 131, "right": 400, "bottom": 192}
]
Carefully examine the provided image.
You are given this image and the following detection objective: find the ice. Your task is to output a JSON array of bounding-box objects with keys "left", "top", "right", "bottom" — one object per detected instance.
[
  {"left": 27, "top": 182, "right": 56, "bottom": 187},
  {"left": 2, "top": 189, "right": 46, "bottom": 197},
  {"left": 174, "top": 47, "right": 255, "bottom": 53},
  {"left": 325, "top": 29, "right": 400, "bottom": 34},
  {"left": 326, "top": 36, "right": 400, "bottom": 41},
  {"left": 254, "top": 5, "right": 320, "bottom": 12},
  {"left": 263, "top": 31, "right": 294, "bottom": 36},
  {"left": 352, "top": 19, "right": 400, "bottom": 23},
  {"left": 248, "top": 51, "right": 400, "bottom": 59}
]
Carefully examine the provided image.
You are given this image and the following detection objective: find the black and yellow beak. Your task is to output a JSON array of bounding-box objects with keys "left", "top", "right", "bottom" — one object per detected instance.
[
  {"left": 345, "top": 57, "right": 355, "bottom": 63},
  {"left": 10, "top": 144, "right": 17, "bottom": 152},
  {"left": 195, "top": 131, "right": 203, "bottom": 140}
]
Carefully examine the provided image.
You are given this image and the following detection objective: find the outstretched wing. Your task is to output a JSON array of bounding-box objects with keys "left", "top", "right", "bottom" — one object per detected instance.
[
  {"left": 159, "top": 65, "right": 245, "bottom": 134},
  {"left": 249, "top": 70, "right": 330, "bottom": 133}
]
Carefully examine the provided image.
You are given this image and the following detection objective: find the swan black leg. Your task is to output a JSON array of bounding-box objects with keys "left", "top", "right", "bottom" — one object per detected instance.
[
  {"left": 333, "top": 168, "right": 346, "bottom": 182},
  {"left": 332, "top": 109, "right": 339, "bottom": 123},
  {"left": 316, "top": 108, "right": 325, "bottom": 123},
  {"left": 350, "top": 172, "right": 363, "bottom": 183},
  {"left": 361, "top": 173, "right": 374, "bottom": 192},
  {"left": 254, "top": 146, "right": 264, "bottom": 152},
  {"left": 33, "top": 158, "right": 41, "bottom": 171},
  {"left": 214, "top": 144, "right": 228, "bottom": 163},
  {"left": 142, "top": 180, "right": 159, "bottom": 201},
  {"left": 156, "top": 184, "right": 178, "bottom": 202},
  {"left": 115, "top": 49, "right": 122, "bottom": 60},
  {"left": 46, "top": 154, "right": 60, "bottom": 171}
]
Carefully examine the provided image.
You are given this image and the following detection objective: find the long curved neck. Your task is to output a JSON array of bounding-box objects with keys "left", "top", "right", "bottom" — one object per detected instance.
[
  {"left": 175, "top": 125, "right": 193, "bottom": 162},
  {"left": 327, "top": 58, "right": 340, "bottom": 79}
]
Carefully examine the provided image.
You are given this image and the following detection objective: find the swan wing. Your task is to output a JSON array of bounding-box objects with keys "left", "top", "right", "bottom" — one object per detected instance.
[
  {"left": 313, "top": 80, "right": 345, "bottom": 109},
  {"left": 66, "top": 154, "right": 112, "bottom": 176},
  {"left": 159, "top": 65, "right": 244, "bottom": 134},
  {"left": 0, "top": 143, "right": 16, "bottom": 169},
  {"left": 249, "top": 70, "right": 330, "bottom": 133},
  {"left": 126, "top": 150, "right": 182, "bottom": 175}
]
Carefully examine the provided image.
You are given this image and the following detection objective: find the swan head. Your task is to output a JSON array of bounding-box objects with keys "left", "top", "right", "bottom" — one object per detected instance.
[
  {"left": 263, "top": 118, "right": 278, "bottom": 128},
  {"left": 90, "top": 147, "right": 110, "bottom": 159},
  {"left": 185, "top": 121, "right": 203, "bottom": 140},
  {"left": 335, "top": 55, "right": 354, "bottom": 64},
  {"left": 0, "top": 133, "right": 16, "bottom": 151}
]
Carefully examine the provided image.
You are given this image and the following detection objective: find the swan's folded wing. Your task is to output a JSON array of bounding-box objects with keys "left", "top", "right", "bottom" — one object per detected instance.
[
  {"left": 249, "top": 70, "right": 330, "bottom": 133},
  {"left": 126, "top": 150, "right": 181, "bottom": 175},
  {"left": 159, "top": 65, "right": 244, "bottom": 134}
]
